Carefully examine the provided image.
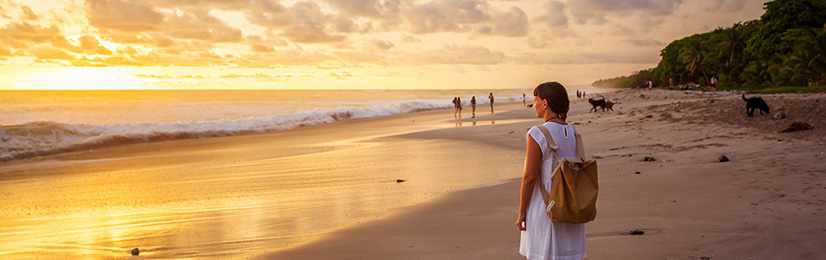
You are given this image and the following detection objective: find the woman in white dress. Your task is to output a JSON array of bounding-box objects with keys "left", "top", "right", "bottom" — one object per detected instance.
[{"left": 517, "top": 82, "right": 586, "bottom": 260}]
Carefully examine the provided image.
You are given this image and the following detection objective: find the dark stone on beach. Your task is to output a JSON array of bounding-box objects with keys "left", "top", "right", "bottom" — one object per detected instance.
[
  {"left": 644, "top": 157, "right": 656, "bottom": 162},
  {"left": 396, "top": 179, "right": 405, "bottom": 183},
  {"left": 635, "top": 171, "right": 641, "bottom": 174},
  {"left": 629, "top": 229, "right": 644, "bottom": 235},
  {"left": 717, "top": 156, "right": 729, "bottom": 162},
  {"left": 131, "top": 248, "right": 140, "bottom": 256}
]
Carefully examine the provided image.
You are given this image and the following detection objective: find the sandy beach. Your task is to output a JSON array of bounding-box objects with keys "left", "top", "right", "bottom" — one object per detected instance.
[
  {"left": 258, "top": 89, "right": 826, "bottom": 260},
  {"left": 3, "top": 89, "right": 826, "bottom": 259}
]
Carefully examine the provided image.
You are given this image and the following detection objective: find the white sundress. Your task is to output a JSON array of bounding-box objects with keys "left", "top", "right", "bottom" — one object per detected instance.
[{"left": 519, "top": 122, "right": 587, "bottom": 260}]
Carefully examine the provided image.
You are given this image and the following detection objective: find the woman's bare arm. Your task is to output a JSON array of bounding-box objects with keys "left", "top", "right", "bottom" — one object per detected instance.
[{"left": 517, "top": 134, "right": 543, "bottom": 230}]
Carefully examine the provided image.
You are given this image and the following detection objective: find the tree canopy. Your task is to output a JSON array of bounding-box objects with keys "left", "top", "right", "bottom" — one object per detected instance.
[{"left": 593, "top": 0, "right": 826, "bottom": 90}]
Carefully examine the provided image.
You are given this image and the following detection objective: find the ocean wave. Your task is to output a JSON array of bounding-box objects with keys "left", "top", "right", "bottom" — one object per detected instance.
[{"left": 0, "top": 101, "right": 450, "bottom": 161}]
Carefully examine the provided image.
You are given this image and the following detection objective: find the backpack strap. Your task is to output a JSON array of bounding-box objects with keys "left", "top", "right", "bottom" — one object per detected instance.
[
  {"left": 535, "top": 125, "right": 556, "bottom": 211},
  {"left": 535, "top": 124, "right": 587, "bottom": 212}
]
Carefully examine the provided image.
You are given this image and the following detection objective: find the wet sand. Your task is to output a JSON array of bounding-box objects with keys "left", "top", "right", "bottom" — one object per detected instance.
[
  {"left": 260, "top": 89, "right": 826, "bottom": 260},
  {"left": 3, "top": 89, "right": 826, "bottom": 259},
  {"left": 0, "top": 100, "right": 533, "bottom": 259}
]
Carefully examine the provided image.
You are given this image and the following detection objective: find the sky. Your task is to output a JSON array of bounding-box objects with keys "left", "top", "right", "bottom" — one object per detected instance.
[{"left": 0, "top": 0, "right": 768, "bottom": 90}]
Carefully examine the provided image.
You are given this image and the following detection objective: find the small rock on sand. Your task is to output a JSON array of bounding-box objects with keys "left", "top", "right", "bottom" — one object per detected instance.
[
  {"left": 717, "top": 156, "right": 729, "bottom": 162},
  {"left": 131, "top": 248, "right": 140, "bottom": 256},
  {"left": 644, "top": 157, "right": 656, "bottom": 162},
  {"left": 773, "top": 112, "right": 786, "bottom": 120},
  {"left": 396, "top": 179, "right": 405, "bottom": 183}
]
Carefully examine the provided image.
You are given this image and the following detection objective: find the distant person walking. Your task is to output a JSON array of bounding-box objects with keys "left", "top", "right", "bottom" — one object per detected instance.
[
  {"left": 488, "top": 93, "right": 495, "bottom": 113},
  {"left": 452, "top": 97, "right": 459, "bottom": 119},
  {"left": 517, "top": 81, "right": 585, "bottom": 260},
  {"left": 523, "top": 94, "right": 526, "bottom": 107},
  {"left": 647, "top": 80, "right": 652, "bottom": 90},
  {"left": 456, "top": 97, "right": 463, "bottom": 119},
  {"left": 471, "top": 96, "right": 477, "bottom": 118},
  {"left": 710, "top": 76, "right": 718, "bottom": 91}
]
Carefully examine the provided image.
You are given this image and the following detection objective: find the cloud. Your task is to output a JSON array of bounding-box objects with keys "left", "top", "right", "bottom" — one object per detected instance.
[
  {"left": 409, "top": 44, "right": 506, "bottom": 65},
  {"left": 567, "top": 0, "right": 684, "bottom": 25},
  {"left": 281, "top": 1, "right": 351, "bottom": 43},
  {"left": 230, "top": 49, "right": 332, "bottom": 68},
  {"left": 27, "top": 46, "right": 75, "bottom": 60},
  {"left": 77, "top": 35, "right": 113, "bottom": 55},
  {"left": 165, "top": 9, "right": 243, "bottom": 42},
  {"left": 405, "top": 0, "right": 490, "bottom": 34},
  {"left": 251, "top": 44, "right": 275, "bottom": 52},
  {"left": 489, "top": 7, "right": 528, "bottom": 37},
  {"left": 703, "top": 0, "right": 746, "bottom": 12},
  {"left": 245, "top": 0, "right": 294, "bottom": 27},
  {"left": 0, "top": 43, "right": 12, "bottom": 56},
  {"left": 623, "top": 37, "right": 664, "bottom": 47},
  {"left": 512, "top": 49, "right": 660, "bottom": 65},
  {"left": 20, "top": 5, "right": 38, "bottom": 20},
  {"left": 535, "top": 1, "right": 568, "bottom": 28},
  {"left": 401, "top": 34, "right": 420, "bottom": 43},
  {"left": 323, "top": 0, "right": 402, "bottom": 19},
  {"left": 0, "top": 22, "right": 65, "bottom": 49},
  {"left": 402, "top": 0, "right": 528, "bottom": 37},
  {"left": 368, "top": 38, "right": 394, "bottom": 50},
  {"left": 86, "top": 0, "right": 165, "bottom": 31}
]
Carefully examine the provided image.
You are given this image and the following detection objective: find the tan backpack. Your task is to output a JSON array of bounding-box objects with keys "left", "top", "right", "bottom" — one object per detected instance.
[{"left": 536, "top": 125, "right": 599, "bottom": 224}]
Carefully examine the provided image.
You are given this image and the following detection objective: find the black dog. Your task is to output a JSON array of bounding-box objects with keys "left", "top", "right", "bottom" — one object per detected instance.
[
  {"left": 588, "top": 97, "right": 606, "bottom": 112},
  {"left": 742, "top": 94, "right": 770, "bottom": 117},
  {"left": 588, "top": 98, "right": 605, "bottom": 112}
]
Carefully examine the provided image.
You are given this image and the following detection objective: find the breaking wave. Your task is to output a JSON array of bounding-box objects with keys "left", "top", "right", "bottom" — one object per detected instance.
[{"left": 0, "top": 101, "right": 449, "bottom": 161}]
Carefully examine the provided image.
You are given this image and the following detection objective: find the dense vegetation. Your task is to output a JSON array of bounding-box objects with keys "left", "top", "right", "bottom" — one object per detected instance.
[{"left": 592, "top": 0, "right": 826, "bottom": 92}]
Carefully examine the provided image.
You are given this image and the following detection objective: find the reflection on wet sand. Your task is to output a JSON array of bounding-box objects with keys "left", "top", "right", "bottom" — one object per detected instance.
[{"left": 0, "top": 133, "right": 520, "bottom": 259}]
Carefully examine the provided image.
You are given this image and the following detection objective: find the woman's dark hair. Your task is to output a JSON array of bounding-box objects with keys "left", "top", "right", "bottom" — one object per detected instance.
[{"left": 533, "top": 81, "right": 570, "bottom": 120}]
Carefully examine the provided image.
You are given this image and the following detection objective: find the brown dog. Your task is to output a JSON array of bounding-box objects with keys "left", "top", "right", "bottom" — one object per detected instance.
[
  {"left": 604, "top": 101, "right": 614, "bottom": 111},
  {"left": 780, "top": 122, "right": 814, "bottom": 132}
]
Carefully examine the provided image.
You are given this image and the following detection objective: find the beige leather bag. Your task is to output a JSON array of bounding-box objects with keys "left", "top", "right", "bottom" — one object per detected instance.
[{"left": 536, "top": 125, "right": 598, "bottom": 224}]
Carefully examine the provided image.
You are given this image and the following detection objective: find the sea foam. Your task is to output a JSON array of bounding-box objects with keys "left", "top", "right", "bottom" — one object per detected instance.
[{"left": 0, "top": 100, "right": 450, "bottom": 161}]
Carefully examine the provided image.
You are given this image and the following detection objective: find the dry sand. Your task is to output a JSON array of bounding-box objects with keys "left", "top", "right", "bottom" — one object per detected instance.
[
  {"left": 2, "top": 89, "right": 825, "bottom": 259},
  {"left": 259, "top": 89, "right": 826, "bottom": 260}
]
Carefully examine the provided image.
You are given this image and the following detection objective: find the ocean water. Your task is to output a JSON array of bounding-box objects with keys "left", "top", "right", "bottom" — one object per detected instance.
[{"left": 0, "top": 89, "right": 538, "bottom": 161}]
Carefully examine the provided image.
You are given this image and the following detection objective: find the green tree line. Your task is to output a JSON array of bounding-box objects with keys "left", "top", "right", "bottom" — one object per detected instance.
[{"left": 593, "top": 0, "right": 826, "bottom": 91}]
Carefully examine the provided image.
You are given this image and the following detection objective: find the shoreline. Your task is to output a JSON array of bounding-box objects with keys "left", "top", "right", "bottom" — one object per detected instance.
[
  {"left": 3, "top": 89, "right": 825, "bottom": 259},
  {"left": 258, "top": 89, "right": 826, "bottom": 259}
]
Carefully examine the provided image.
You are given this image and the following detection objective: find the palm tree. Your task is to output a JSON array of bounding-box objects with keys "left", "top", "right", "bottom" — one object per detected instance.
[
  {"left": 781, "top": 24, "right": 826, "bottom": 86},
  {"left": 680, "top": 37, "right": 710, "bottom": 86}
]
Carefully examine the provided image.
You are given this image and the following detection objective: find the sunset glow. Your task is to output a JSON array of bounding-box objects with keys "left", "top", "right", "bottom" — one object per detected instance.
[{"left": 0, "top": 0, "right": 768, "bottom": 90}]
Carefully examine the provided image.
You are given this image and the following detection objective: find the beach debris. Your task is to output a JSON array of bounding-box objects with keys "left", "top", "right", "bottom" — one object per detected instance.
[
  {"left": 644, "top": 115, "right": 653, "bottom": 119},
  {"left": 635, "top": 171, "right": 641, "bottom": 174},
  {"left": 396, "top": 179, "right": 405, "bottom": 183},
  {"left": 780, "top": 122, "right": 814, "bottom": 132},
  {"left": 700, "top": 257, "right": 711, "bottom": 260},
  {"left": 131, "top": 248, "right": 140, "bottom": 256},
  {"left": 644, "top": 156, "right": 656, "bottom": 162},
  {"left": 629, "top": 229, "right": 644, "bottom": 235},
  {"left": 773, "top": 112, "right": 786, "bottom": 120},
  {"left": 708, "top": 99, "right": 714, "bottom": 103},
  {"left": 717, "top": 156, "right": 729, "bottom": 163}
]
